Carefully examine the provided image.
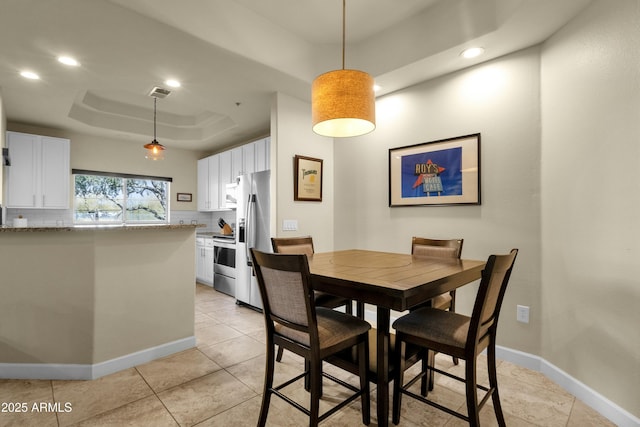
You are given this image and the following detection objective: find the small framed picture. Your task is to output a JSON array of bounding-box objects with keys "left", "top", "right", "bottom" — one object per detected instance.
[
  {"left": 294, "top": 155, "right": 323, "bottom": 202},
  {"left": 176, "top": 192, "right": 192, "bottom": 202},
  {"left": 389, "top": 133, "right": 481, "bottom": 207}
]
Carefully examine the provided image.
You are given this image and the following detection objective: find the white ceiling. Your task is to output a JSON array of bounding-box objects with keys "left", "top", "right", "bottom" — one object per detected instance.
[{"left": 0, "top": 0, "right": 591, "bottom": 153}]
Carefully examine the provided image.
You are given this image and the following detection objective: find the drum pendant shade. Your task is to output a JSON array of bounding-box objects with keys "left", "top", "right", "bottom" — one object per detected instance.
[
  {"left": 311, "top": 0, "right": 375, "bottom": 138},
  {"left": 312, "top": 69, "right": 375, "bottom": 138}
]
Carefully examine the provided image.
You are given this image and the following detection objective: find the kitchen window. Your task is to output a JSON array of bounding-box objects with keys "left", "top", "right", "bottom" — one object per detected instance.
[{"left": 73, "top": 170, "right": 171, "bottom": 225}]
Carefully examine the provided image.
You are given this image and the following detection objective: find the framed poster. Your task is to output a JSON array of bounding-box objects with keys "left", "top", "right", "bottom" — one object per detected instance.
[
  {"left": 294, "top": 155, "right": 323, "bottom": 201},
  {"left": 389, "top": 133, "right": 480, "bottom": 207},
  {"left": 176, "top": 192, "right": 192, "bottom": 202}
]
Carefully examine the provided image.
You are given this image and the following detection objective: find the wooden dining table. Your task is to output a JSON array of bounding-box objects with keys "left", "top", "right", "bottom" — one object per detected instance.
[{"left": 308, "top": 249, "right": 485, "bottom": 427}]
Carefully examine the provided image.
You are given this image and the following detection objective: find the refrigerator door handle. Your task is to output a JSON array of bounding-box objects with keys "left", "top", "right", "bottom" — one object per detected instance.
[{"left": 245, "top": 193, "right": 254, "bottom": 266}]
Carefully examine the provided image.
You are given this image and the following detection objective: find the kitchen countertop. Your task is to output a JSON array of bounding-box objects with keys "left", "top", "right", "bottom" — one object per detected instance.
[{"left": 0, "top": 223, "right": 205, "bottom": 233}]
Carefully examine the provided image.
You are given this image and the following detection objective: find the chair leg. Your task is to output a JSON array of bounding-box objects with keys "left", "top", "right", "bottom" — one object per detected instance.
[
  {"left": 420, "top": 348, "right": 429, "bottom": 397},
  {"left": 465, "top": 355, "right": 481, "bottom": 427},
  {"left": 488, "top": 342, "right": 506, "bottom": 427},
  {"left": 446, "top": 294, "right": 459, "bottom": 366},
  {"left": 309, "top": 357, "right": 322, "bottom": 427},
  {"left": 276, "top": 345, "right": 284, "bottom": 362},
  {"left": 345, "top": 300, "right": 353, "bottom": 315},
  {"left": 428, "top": 350, "right": 435, "bottom": 391},
  {"left": 356, "top": 302, "right": 365, "bottom": 319},
  {"left": 258, "top": 340, "right": 275, "bottom": 427},
  {"left": 358, "top": 340, "right": 371, "bottom": 425},
  {"left": 392, "top": 338, "right": 406, "bottom": 425},
  {"left": 303, "top": 358, "right": 323, "bottom": 397}
]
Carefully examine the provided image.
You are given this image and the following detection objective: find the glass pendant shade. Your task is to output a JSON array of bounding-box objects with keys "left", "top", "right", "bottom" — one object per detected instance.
[
  {"left": 144, "top": 140, "right": 165, "bottom": 161},
  {"left": 145, "top": 96, "right": 165, "bottom": 160},
  {"left": 312, "top": 69, "right": 375, "bottom": 138}
]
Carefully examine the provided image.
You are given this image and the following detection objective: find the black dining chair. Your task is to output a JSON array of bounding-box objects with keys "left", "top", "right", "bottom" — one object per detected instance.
[
  {"left": 411, "top": 237, "right": 464, "bottom": 391},
  {"left": 392, "top": 249, "right": 518, "bottom": 426},
  {"left": 271, "top": 236, "right": 355, "bottom": 362},
  {"left": 251, "top": 248, "right": 371, "bottom": 426}
]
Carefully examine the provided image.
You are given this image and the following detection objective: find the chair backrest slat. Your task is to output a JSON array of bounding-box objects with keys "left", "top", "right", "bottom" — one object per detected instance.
[
  {"left": 468, "top": 249, "right": 518, "bottom": 347},
  {"left": 272, "top": 236, "right": 315, "bottom": 256},
  {"left": 411, "top": 237, "right": 463, "bottom": 259}
]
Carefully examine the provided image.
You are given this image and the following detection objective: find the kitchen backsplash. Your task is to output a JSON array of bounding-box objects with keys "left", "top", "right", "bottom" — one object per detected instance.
[{"left": 4, "top": 208, "right": 236, "bottom": 232}]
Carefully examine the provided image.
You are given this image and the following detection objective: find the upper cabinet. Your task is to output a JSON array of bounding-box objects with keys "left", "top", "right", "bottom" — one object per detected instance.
[
  {"left": 6, "top": 131, "right": 70, "bottom": 209},
  {"left": 242, "top": 137, "right": 270, "bottom": 175},
  {"left": 254, "top": 137, "right": 270, "bottom": 173},
  {"left": 197, "top": 155, "right": 220, "bottom": 211},
  {"left": 197, "top": 137, "right": 270, "bottom": 212}
]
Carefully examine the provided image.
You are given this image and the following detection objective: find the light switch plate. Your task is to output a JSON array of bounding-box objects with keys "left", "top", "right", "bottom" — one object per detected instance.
[
  {"left": 282, "top": 219, "right": 298, "bottom": 231},
  {"left": 516, "top": 305, "right": 530, "bottom": 323}
]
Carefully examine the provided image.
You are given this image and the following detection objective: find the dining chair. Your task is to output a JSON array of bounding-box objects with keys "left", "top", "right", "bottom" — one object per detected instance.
[
  {"left": 250, "top": 249, "right": 371, "bottom": 427},
  {"left": 391, "top": 249, "right": 518, "bottom": 427},
  {"left": 411, "top": 237, "right": 464, "bottom": 314},
  {"left": 272, "top": 236, "right": 354, "bottom": 362},
  {"left": 411, "top": 237, "right": 464, "bottom": 388}
]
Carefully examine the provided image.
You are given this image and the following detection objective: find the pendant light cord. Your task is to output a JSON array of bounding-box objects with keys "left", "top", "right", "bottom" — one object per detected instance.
[
  {"left": 153, "top": 97, "right": 157, "bottom": 142},
  {"left": 342, "top": 0, "right": 346, "bottom": 70}
]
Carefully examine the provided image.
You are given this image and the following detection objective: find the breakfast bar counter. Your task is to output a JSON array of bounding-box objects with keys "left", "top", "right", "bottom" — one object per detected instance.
[
  {"left": 0, "top": 223, "right": 200, "bottom": 232},
  {"left": 0, "top": 224, "right": 200, "bottom": 380}
]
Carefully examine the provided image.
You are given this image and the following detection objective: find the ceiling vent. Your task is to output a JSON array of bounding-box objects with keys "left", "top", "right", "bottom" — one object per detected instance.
[{"left": 149, "top": 86, "right": 171, "bottom": 99}]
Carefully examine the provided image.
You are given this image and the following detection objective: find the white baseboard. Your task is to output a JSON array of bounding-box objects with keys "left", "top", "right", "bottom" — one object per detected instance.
[
  {"left": 0, "top": 336, "right": 196, "bottom": 381},
  {"left": 496, "top": 346, "right": 639, "bottom": 427},
  {"left": 363, "top": 306, "right": 638, "bottom": 427}
]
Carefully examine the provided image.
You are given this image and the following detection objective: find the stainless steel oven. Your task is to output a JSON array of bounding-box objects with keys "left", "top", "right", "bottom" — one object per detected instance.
[{"left": 213, "top": 236, "right": 236, "bottom": 297}]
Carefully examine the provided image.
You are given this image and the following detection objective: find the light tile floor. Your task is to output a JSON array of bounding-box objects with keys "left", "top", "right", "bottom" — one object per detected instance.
[{"left": 0, "top": 284, "right": 616, "bottom": 426}]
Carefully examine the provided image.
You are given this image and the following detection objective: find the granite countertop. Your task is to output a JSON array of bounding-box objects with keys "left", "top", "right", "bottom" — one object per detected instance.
[{"left": 0, "top": 224, "right": 206, "bottom": 233}]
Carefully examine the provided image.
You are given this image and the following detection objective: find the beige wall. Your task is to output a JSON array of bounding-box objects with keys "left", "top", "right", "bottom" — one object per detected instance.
[
  {"left": 541, "top": 0, "right": 640, "bottom": 416},
  {"left": 319, "top": 0, "right": 638, "bottom": 418},
  {"left": 6, "top": 123, "right": 204, "bottom": 211},
  {"left": 93, "top": 229, "right": 195, "bottom": 363},
  {"left": 0, "top": 232, "right": 95, "bottom": 363},
  {"left": 0, "top": 89, "right": 5, "bottom": 206},
  {"left": 0, "top": 228, "right": 195, "bottom": 365},
  {"left": 271, "top": 92, "right": 335, "bottom": 252},
  {"left": 334, "top": 47, "right": 543, "bottom": 354}
]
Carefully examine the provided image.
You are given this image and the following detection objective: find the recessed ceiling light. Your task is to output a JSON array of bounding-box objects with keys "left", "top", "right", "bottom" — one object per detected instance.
[
  {"left": 165, "top": 79, "right": 181, "bottom": 88},
  {"left": 20, "top": 70, "right": 40, "bottom": 80},
  {"left": 461, "top": 47, "right": 485, "bottom": 59},
  {"left": 58, "top": 56, "right": 80, "bottom": 66}
]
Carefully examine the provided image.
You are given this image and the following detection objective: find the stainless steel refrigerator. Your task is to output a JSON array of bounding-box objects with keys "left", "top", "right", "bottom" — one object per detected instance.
[{"left": 235, "top": 170, "right": 270, "bottom": 309}]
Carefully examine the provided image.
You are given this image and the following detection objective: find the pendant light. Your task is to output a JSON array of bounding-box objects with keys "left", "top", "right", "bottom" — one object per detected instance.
[
  {"left": 312, "top": 0, "right": 375, "bottom": 138},
  {"left": 144, "top": 96, "right": 166, "bottom": 160}
]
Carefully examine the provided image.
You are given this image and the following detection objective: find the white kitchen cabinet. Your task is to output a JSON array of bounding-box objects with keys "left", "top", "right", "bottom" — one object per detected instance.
[
  {"left": 242, "top": 142, "right": 255, "bottom": 175},
  {"left": 218, "top": 150, "right": 232, "bottom": 208},
  {"left": 197, "top": 137, "right": 269, "bottom": 212},
  {"left": 241, "top": 137, "right": 270, "bottom": 175},
  {"left": 197, "top": 155, "right": 220, "bottom": 211},
  {"left": 6, "top": 131, "right": 70, "bottom": 209},
  {"left": 231, "top": 146, "right": 243, "bottom": 180},
  {"left": 196, "top": 237, "right": 214, "bottom": 286},
  {"left": 254, "top": 137, "right": 270, "bottom": 172}
]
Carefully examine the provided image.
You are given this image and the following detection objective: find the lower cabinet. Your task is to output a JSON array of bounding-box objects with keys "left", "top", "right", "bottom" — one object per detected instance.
[{"left": 196, "top": 237, "right": 214, "bottom": 286}]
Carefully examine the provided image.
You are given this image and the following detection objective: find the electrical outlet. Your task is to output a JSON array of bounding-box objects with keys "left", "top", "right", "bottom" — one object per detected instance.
[
  {"left": 516, "top": 305, "right": 530, "bottom": 323},
  {"left": 282, "top": 219, "right": 298, "bottom": 231}
]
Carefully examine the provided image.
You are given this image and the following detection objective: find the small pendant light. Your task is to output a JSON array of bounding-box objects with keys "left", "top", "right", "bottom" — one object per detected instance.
[
  {"left": 144, "top": 96, "right": 166, "bottom": 160},
  {"left": 312, "top": 0, "right": 375, "bottom": 138}
]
